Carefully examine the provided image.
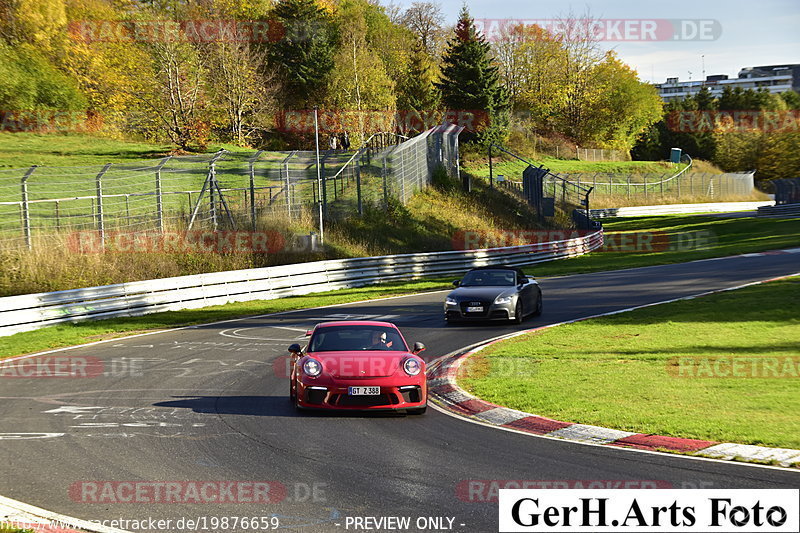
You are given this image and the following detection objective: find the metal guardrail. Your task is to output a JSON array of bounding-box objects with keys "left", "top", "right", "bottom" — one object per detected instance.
[
  {"left": 757, "top": 203, "right": 800, "bottom": 218},
  {"left": 0, "top": 231, "right": 603, "bottom": 337},
  {"left": 590, "top": 202, "right": 773, "bottom": 218}
]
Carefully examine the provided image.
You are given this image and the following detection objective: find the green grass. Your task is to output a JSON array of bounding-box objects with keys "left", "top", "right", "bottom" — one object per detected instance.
[
  {"left": 464, "top": 156, "right": 678, "bottom": 180},
  {"left": 529, "top": 216, "right": 800, "bottom": 278},
  {"left": 0, "top": 132, "right": 256, "bottom": 168},
  {"left": 460, "top": 277, "right": 800, "bottom": 449},
  {"left": 0, "top": 278, "right": 450, "bottom": 360},
  {"left": 0, "top": 528, "right": 34, "bottom": 533},
  {"left": 0, "top": 132, "right": 176, "bottom": 168}
]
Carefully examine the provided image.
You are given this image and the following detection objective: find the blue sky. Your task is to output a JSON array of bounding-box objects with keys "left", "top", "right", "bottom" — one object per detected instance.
[{"left": 393, "top": 0, "right": 800, "bottom": 83}]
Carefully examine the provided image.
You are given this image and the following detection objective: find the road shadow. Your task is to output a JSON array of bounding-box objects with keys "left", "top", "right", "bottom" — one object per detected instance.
[{"left": 153, "top": 395, "right": 409, "bottom": 418}]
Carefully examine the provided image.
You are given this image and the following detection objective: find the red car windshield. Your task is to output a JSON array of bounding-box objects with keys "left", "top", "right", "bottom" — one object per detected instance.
[{"left": 308, "top": 326, "right": 408, "bottom": 352}]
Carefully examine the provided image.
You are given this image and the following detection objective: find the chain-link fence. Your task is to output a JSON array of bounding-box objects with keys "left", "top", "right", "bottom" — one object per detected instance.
[
  {"left": 487, "top": 148, "right": 754, "bottom": 204},
  {"left": 488, "top": 145, "right": 595, "bottom": 229},
  {"left": 555, "top": 170, "right": 755, "bottom": 199},
  {"left": 0, "top": 124, "right": 464, "bottom": 250},
  {"left": 575, "top": 146, "right": 629, "bottom": 162}
]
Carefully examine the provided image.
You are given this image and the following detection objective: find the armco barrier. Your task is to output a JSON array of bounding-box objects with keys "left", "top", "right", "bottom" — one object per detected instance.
[
  {"left": 757, "top": 204, "right": 800, "bottom": 218},
  {"left": 590, "top": 201, "right": 773, "bottom": 218},
  {"left": 0, "top": 231, "right": 603, "bottom": 337}
]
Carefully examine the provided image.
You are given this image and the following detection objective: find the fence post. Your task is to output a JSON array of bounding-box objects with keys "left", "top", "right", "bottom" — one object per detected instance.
[
  {"left": 282, "top": 151, "right": 295, "bottom": 220},
  {"left": 55, "top": 200, "right": 60, "bottom": 231},
  {"left": 644, "top": 176, "right": 648, "bottom": 200},
  {"left": 488, "top": 144, "right": 494, "bottom": 188},
  {"left": 320, "top": 155, "right": 328, "bottom": 217},
  {"left": 382, "top": 153, "right": 389, "bottom": 209},
  {"left": 155, "top": 156, "right": 170, "bottom": 233},
  {"left": 209, "top": 165, "right": 217, "bottom": 230},
  {"left": 20, "top": 165, "right": 36, "bottom": 250},
  {"left": 627, "top": 176, "right": 631, "bottom": 198},
  {"left": 356, "top": 160, "right": 363, "bottom": 216},
  {"left": 400, "top": 149, "right": 406, "bottom": 203},
  {"left": 248, "top": 151, "right": 263, "bottom": 231},
  {"left": 96, "top": 163, "right": 111, "bottom": 248}
]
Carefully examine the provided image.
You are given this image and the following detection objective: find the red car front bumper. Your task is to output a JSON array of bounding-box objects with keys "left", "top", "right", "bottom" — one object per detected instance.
[{"left": 295, "top": 376, "right": 427, "bottom": 411}]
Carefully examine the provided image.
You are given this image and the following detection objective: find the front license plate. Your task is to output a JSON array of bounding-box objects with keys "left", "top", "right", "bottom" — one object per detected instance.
[
  {"left": 466, "top": 306, "right": 483, "bottom": 313},
  {"left": 349, "top": 386, "right": 380, "bottom": 396}
]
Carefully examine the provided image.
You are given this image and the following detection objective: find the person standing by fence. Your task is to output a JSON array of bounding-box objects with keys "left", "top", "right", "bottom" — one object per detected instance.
[{"left": 329, "top": 134, "right": 338, "bottom": 151}]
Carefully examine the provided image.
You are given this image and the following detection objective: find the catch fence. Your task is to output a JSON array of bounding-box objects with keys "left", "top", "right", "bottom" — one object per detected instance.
[
  {"left": 488, "top": 145, "right": 595, "bottom": 229},
  {"left": 0, "top": 124, "right": 463, "bottom": 250}
]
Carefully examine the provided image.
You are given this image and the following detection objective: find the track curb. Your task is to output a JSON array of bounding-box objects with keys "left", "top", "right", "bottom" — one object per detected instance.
[{"left": 427, "top": 268, "right": 800, "bottom": 469}]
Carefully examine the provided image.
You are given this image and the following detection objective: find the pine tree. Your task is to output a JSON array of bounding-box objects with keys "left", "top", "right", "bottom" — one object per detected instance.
[
  {"left": 396, "top": 41, "right": 440, "bottom": 134},
  {"left": 436, "top": 6, "right": 509, "bottom": 143},
  {"left": 268, "top": 0, "right": 335, "bottom": 108}
]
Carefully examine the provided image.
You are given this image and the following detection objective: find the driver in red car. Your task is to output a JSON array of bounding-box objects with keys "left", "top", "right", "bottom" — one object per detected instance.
[{"left": 367, "top": 331, "right": 393, "bottom": 350}]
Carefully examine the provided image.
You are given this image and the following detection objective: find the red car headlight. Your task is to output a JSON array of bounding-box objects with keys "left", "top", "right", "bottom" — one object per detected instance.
[
  {"left": 303, "top": 358, "right": 323, "bottom": 377},
  {"left": 403, "top": 357, "right": 422, "bottom": 376}
]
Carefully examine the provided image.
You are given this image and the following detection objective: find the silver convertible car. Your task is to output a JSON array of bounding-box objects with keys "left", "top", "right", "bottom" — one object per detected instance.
[{"left": 444, "top": 266, "right": 542, "bottom": 324}]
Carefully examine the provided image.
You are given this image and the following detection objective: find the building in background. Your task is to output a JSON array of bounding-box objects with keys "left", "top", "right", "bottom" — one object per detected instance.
[{"left": 655, "top": 64, "right": 800, "bottom": 102}]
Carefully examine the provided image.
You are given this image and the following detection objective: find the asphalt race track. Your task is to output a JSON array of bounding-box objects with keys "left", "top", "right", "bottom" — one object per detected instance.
[{"left": 1, "top": 252, "right": 799, "bottom": 532}]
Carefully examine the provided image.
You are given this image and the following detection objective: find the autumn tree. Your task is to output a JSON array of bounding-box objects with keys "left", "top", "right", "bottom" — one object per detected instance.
[
  {"left": 437, "top": 6, "right": 509, "bottom": 144},
  {"left": 401, "top": 1, "right": 444, "bottom": 57},
  {"left": 133, "top": 39, "right": 209, "bottom": 150},
  {"left": 494, "top": 22, "right": 566, "bottom": 133},
  {"left": 326, "top": 0, "right": 396, "bottom": 144},
  {"left": 202, "top": 26, "right": 278, "bottom": 145},
  {"left": 579, "top": 51, "right": 663, "bottom": 150}
]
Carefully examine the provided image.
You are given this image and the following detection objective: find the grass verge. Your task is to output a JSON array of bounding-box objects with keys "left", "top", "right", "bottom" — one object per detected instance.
[
  {"left": 0, "top": 132, "right": 247, "bottom": 168},
  {"left": 460, "top": 276, "right": 800, "bottom": 449},
  {"left": 529, "top": 215, "right": 800, "bottom": 278},
  {"left": 0, "top": 166, "right": 539, "bottom": 296},
  {"left": 0, "top": 278, "right": 450, "bottom": 361},
  {"left": 4, "top": 215, "right": 799, "bottom": 359}
]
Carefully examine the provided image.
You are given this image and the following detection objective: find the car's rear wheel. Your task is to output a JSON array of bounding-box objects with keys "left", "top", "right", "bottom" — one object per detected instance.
[
  {"left": 513, "top": 300, "right": 524, "bottom": 324},
  {"left": 532, "top": 292, "right": 543, "bottom": 316}
]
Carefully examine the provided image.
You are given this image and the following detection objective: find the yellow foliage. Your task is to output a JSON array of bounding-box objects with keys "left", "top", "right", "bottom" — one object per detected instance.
[{"left": 16, "top": 0, "right": 67, "bottom": 51}]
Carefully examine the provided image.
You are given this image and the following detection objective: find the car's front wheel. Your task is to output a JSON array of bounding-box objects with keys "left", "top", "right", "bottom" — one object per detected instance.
[
  {"left": 512, "top": 300, "right": 524, "bottom": 325},
  {"left": 532, "top": 292, "right": 543, "bottom": 316}
]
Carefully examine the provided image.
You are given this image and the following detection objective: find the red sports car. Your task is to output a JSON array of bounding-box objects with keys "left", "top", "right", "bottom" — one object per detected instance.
[{"left": 288, "top": 321, "right": 427, "bottom": 414}]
